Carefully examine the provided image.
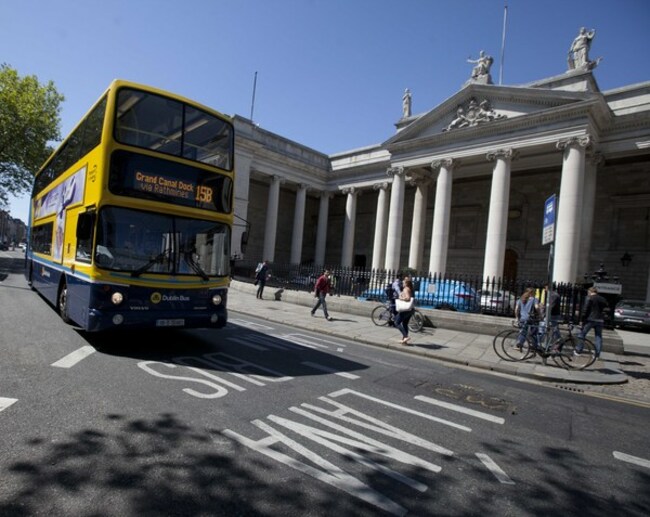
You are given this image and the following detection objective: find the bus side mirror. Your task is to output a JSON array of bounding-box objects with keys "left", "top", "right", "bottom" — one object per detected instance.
[
  {"left": 240, "top": 231, "right": 248, "bottom": 254},
  {"left": 76, "top": 213, "right": 94, "bottom": 240}
]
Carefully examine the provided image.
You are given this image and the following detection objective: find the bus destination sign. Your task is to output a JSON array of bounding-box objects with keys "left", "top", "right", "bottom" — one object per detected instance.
[
  {"left": 109, "top": 150, "right": 232, "bottom": 213},
  {"left": 133, "top": 170, "right": 213, "bottom": 204}
]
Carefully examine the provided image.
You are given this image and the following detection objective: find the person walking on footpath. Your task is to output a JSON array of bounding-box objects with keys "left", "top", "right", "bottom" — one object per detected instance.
[
  {"left": 311, "top": 270, "right": 333, "bottom": 321},
  {"left": 514, "top": 287, "right": 541, "bottom": 351},
  {"left": 255, "top": 260, "right": 269, "bottom": 299},
  {"left": 394, "top": 278, "right": 415, "bottom": 345},
  {"left": 577, "top": 286, "right": 609, "bottom": 358}
]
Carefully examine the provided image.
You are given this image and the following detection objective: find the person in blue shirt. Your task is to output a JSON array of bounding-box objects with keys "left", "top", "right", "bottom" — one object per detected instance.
[{"left": 515, "top": 287, "right": 541, "bottom": 350}]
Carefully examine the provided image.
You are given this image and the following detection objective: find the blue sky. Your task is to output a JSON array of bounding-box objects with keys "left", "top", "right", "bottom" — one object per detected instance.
[{"left": 2, "top": 0, "right": 649, "bottom": 223}]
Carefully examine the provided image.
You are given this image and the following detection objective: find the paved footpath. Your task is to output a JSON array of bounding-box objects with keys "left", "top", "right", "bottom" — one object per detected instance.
[{"left": 228, "top": 281, "right": 650, "bottom": 408}]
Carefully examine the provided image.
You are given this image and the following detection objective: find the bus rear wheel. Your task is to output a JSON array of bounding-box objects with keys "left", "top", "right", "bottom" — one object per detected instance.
[{"left": 58, "top": 282, "right": 72, "bottom": 324}]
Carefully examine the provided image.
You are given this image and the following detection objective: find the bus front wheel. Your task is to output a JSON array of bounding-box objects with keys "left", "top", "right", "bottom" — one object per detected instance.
[{"left": 58, "top": 282, "right": 73, "bottom": 324}]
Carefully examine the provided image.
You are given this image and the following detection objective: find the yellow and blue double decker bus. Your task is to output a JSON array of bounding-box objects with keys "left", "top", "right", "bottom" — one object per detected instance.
[{"left": 25, "top": 80, "right": 235, "bottom": 331}]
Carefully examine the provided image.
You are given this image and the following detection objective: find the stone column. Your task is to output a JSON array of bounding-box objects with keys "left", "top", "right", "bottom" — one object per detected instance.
[
  {"left": 233, "top": 154, "right": 252, "bottom": 257},
  {"left": 341, "top": 187, "right": 358, "bottom": 267},
  {"left": 314, "top": 192, "right": 330, "bottom": 267},
  {"left": 482, "top": 149, "right": 517, "bottom": 282},
  {"left": 578, "top": 152, "right": 602, "bottom": 277},
  {"left": 554, "top": 136, "right": 590, "bottom": 284},
  {"left": 428, "top": 158, "right": 456, "bottom": 276},
  {"left": 290, "top": 184, "right": 308, "bottom": 265},
  {"left": 408, "top": 173, "right": 430, "bottom": 271},
  {"left": 263, "top": 175, "right": 282, "bottom": 262},
  {"left": 371, "top": 182, "right": 390, "bottom": 270},
  {"left": 384, "top": 166, "right": 406, "bottom": 271}
]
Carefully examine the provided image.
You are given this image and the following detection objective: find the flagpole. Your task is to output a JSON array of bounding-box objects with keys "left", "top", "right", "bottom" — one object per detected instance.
[
  {"left": 499, "top": 3, "right": 508, "bottom": 85},
  {"left": 249, "top": 71, "right": 258, "bottom": 122}
]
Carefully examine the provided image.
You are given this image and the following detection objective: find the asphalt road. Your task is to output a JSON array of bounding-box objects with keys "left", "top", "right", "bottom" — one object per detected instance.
[{"left": 1, "top": 252, "right": 649, "bottom": 516}]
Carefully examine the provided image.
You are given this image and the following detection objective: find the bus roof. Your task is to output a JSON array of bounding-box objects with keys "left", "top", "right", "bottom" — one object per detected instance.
[{"left": 35, "top": 79, "right": 232, "bottom": 179}]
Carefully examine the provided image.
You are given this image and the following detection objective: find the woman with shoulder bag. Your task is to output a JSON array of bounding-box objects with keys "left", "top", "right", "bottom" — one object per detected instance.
[{"left": 395, "top": 278, "right": 415, "bottom": 345}]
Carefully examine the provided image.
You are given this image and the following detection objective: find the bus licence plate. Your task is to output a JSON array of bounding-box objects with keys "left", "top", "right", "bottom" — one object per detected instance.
[{"left": 156, "top": 319, "right": 185, "bottom": 327}]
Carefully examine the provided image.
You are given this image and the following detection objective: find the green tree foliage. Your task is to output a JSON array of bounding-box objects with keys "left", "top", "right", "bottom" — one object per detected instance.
[{"left": 0, "top": 64, "right": 64, "bottom": 207}]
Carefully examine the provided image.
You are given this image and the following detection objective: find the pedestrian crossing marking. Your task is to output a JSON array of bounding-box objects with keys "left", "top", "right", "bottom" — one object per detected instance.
[{"left": 0, "top": 397, "right": 18, "bottom": 412}]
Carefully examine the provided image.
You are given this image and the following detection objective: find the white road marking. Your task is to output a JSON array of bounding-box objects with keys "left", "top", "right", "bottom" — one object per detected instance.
[
  {"left": 293, "top": 400, "right": 453, "bottom": 457},
  {"left": 224, "top": 420, "right": 407, "bottom": 516},
  {"left": 414, "top": 395, "right": 505, "bottom": 425},
  {"left": 227, "top": 336, "right": 269, "bottom": 351},
  {"left": 51, "top": 345, "right": 96, "bottom": 368},
  {"left": 475, "top": 453, "right": 515, "bottom": 484},
  {"left": 228, "top": 318, "right": 275, "bottom": 331},
  {"left": 138, "top": 361, "right": 237, "bottom": 399},
  {"left": 329, "top": 388, "right": 471, "bottom": 432},
  {"left": 613, "top": 451, "right": 650, "bottom": 469},
  {"left": 267, "top": 413, "right": 429, "bottom": 491},
  {"left": 301, "top": 361, "right": 360, "bottom": 379},
  {"left": 282, "top": 333, "right": 344, "bottom": 350},
  {"left": 202, "top": 352, "right": 293, "bottom": 383},
  {"left": 0, "top": 398, "right": 18, "bottom": 412}
]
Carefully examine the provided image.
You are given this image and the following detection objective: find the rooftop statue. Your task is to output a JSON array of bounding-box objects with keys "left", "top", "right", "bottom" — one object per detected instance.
[
  {"left": 467, "top": 50, "right": 493, "bottom": 84},
  {"left": 402, "top": 88, "right": 412, "bottom": 118},
  {"left": 568, "top": 27, "right": 601, "bottom": 70}
]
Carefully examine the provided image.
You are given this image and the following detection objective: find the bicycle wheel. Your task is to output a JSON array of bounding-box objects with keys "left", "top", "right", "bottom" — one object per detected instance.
[
  {"left": 492, "top": 329, "right": 514, "bottom": 360},
  {"left": 408, "top": 310, "right": 424, "bottom": 332},
  {"left": 371, "top": 305, "right": 392, "bottom": 326},
  {"left": 557, "top": 335, "right": 596, "bottom": 370},
  {"left": 501, "top": 330, "right": 536, "bottom": 362}
]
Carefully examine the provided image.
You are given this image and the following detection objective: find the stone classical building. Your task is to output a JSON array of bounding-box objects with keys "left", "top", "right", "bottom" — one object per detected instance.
[{"left": 231, "top": 41, "right": 650, "bottom": 301}]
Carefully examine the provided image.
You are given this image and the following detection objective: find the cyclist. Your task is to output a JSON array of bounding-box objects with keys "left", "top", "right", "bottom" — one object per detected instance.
[{"left": 514, "top": 287, "right": 541, "bottom": 351}]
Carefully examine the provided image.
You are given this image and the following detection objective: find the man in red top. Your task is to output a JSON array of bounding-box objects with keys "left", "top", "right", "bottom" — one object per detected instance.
[{"left": 311, "top": 270, "right": 333, "bottom": 321}]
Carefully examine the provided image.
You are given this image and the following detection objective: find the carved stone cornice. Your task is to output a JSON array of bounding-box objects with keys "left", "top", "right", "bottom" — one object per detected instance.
[
  {"left": 486, "top": 148, "right": 519, "bottom": 162},
  {"left": 556, "top": 135, "right": 592, "bottom": 151},
  {"left": 430, "top": 158, "right": 458, "bottom": 171},
  {"left": 588, "top": 152, "right": 604, "bottom": 167},
  {"left": 386, "top": 166, "right": 405, "bottom": 178},
  {"left": 408, "top": 171, "right": 432, "bottom": 187}
]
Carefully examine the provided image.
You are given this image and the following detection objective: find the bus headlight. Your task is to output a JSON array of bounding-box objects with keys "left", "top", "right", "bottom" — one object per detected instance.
[
  {"left": 211, "top": 294, "right": 222, "bottom": 305},
  {"left": 111, "top": 292, "right": 124, "bottom": 305},
  {"left": 112, "top": 314, "right": 124, "bottom": 325}
]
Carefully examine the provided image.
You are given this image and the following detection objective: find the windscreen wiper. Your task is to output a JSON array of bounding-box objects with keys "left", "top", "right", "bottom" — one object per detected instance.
[
  {"left": 182, "top": 250, "right": 209, "bottom": 281},
  {"left": 131, "top": 248, "right": 172, "bottom": 277}
]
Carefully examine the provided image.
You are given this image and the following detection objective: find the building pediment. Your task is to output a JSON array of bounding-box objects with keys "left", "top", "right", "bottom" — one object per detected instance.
[{"left": 385, "top": 82, "right": 609, "bottom": 151}]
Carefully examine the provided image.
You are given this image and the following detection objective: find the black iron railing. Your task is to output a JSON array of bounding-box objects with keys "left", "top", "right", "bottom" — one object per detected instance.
[{"left": 231, "top": 259, "right": 592, "bottom": 321}]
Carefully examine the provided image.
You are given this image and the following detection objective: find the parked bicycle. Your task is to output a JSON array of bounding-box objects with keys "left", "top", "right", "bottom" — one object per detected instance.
[
  {"left": 493, "top": 320, "right": 596, "bottom": 370},
  {"left": 371, "top": 300, "right": 425, "bottom": 332}
]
